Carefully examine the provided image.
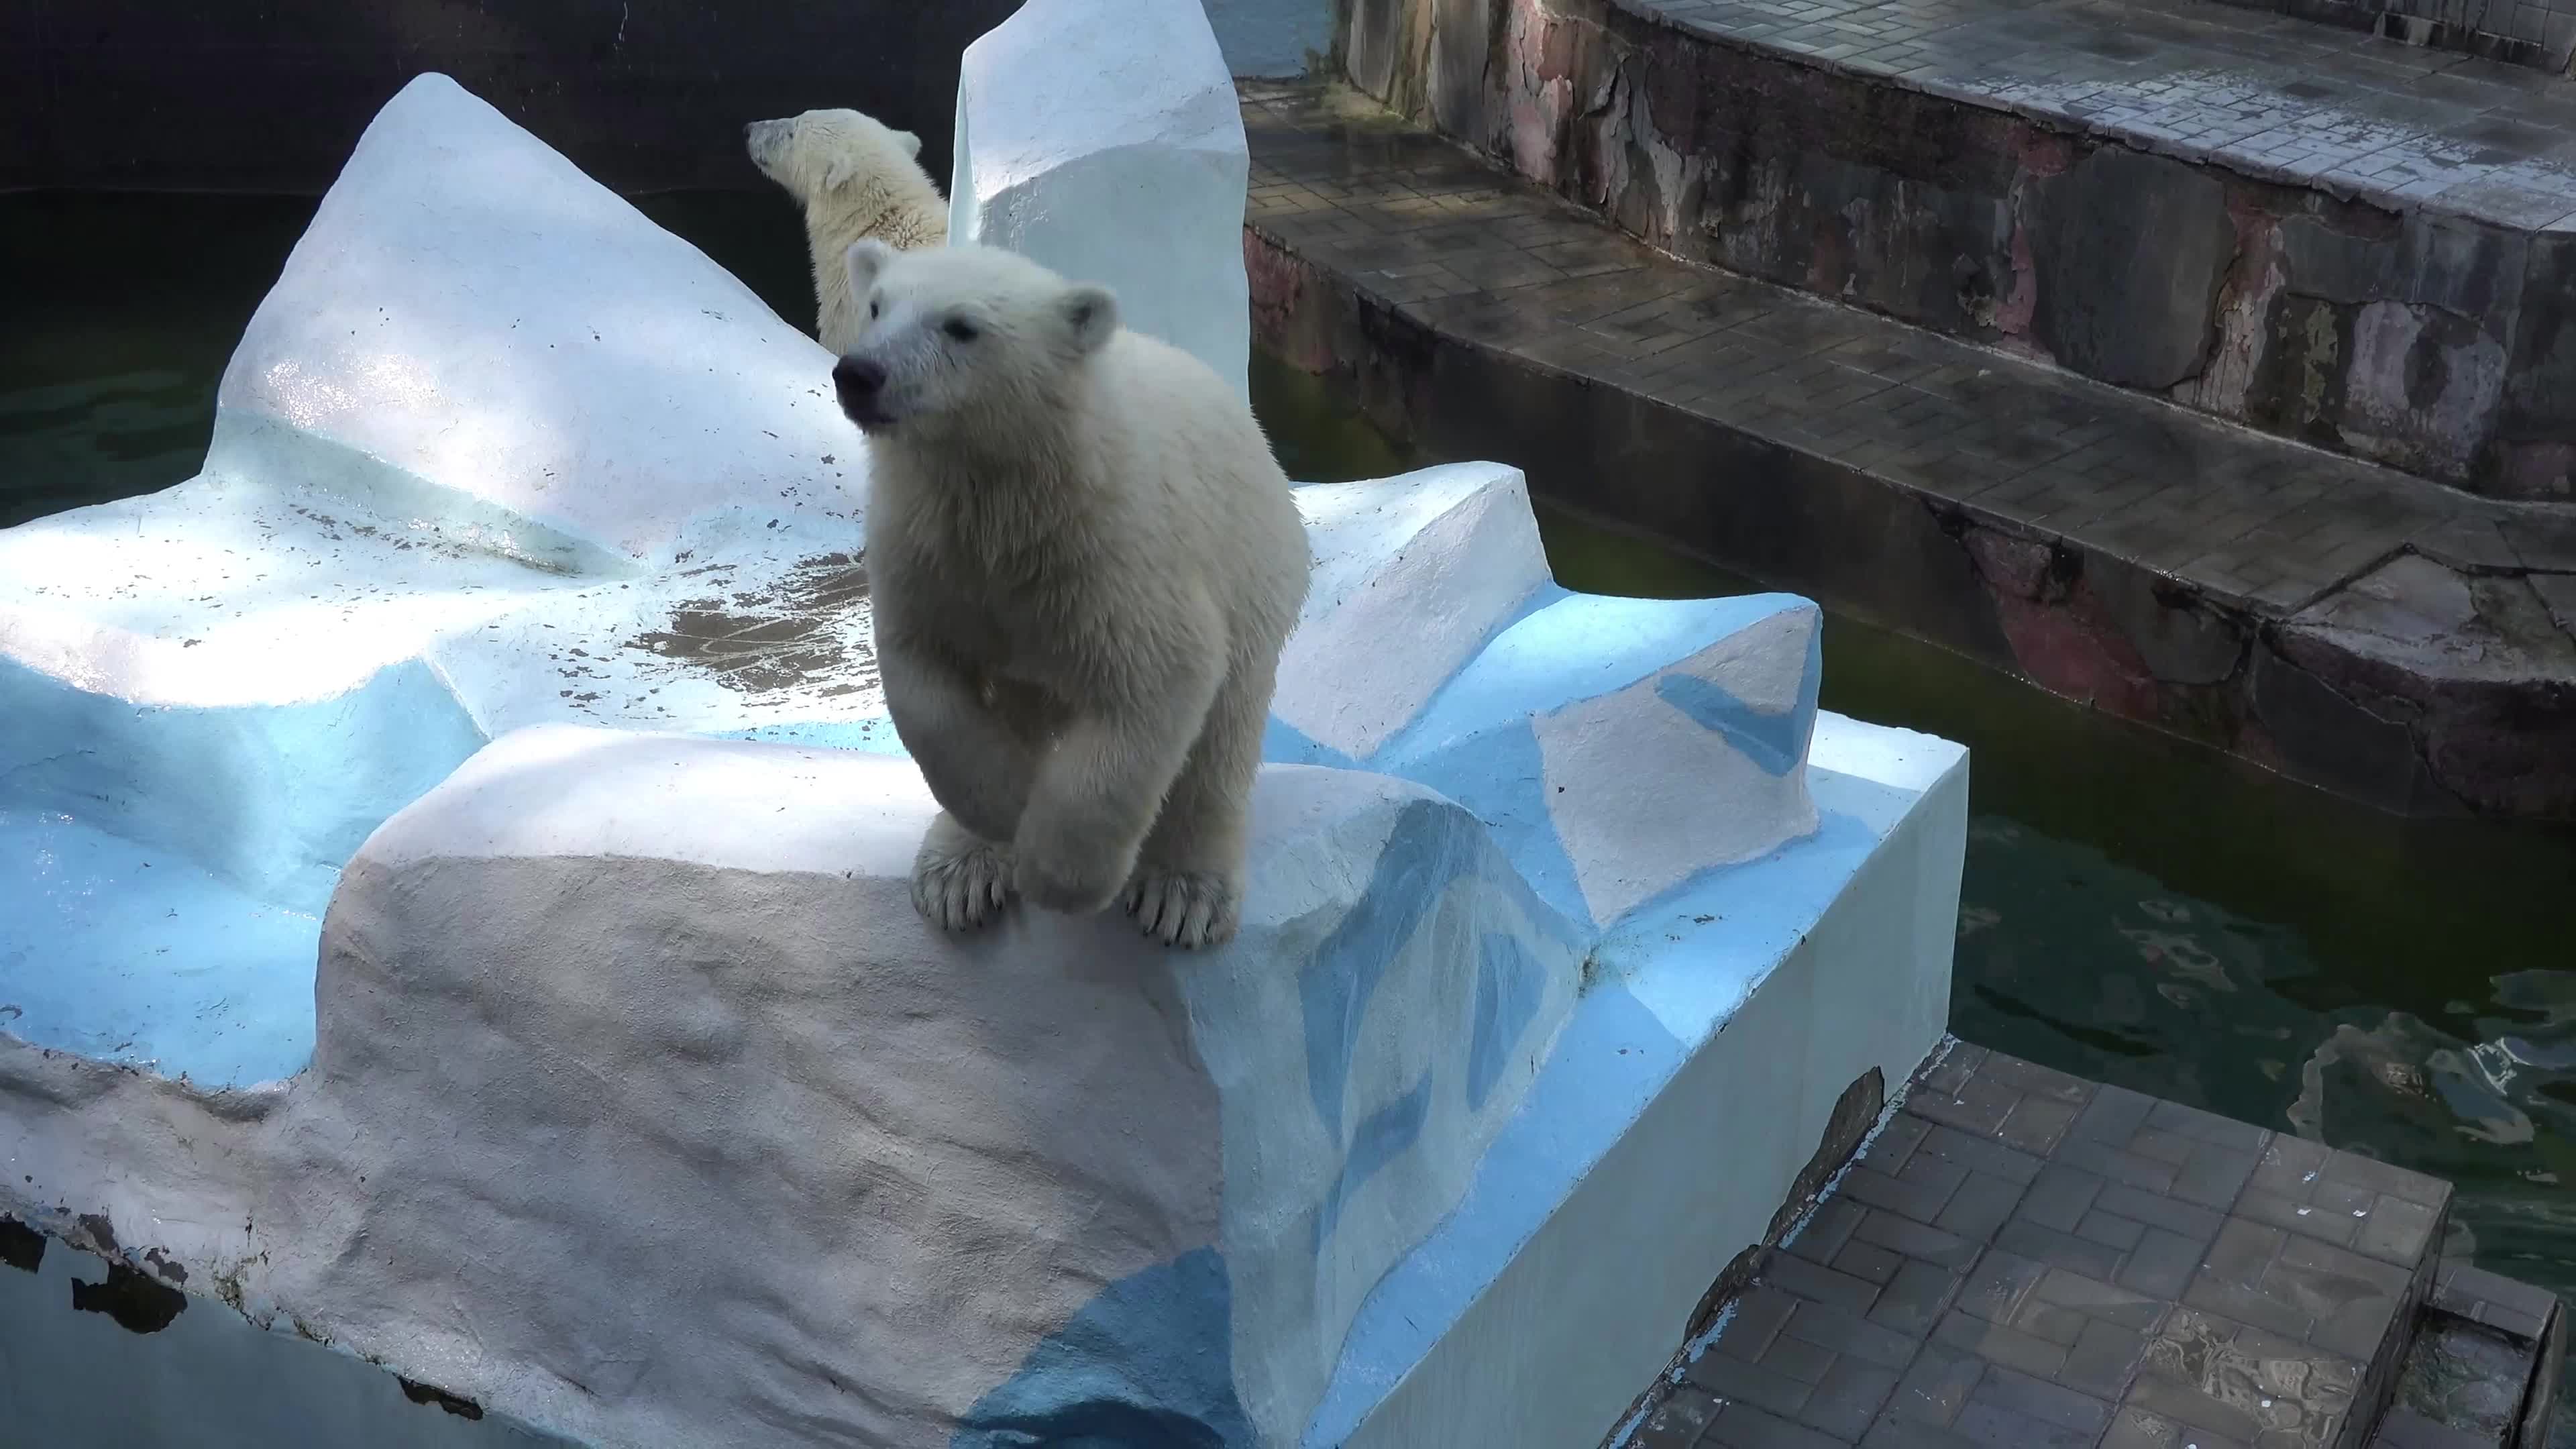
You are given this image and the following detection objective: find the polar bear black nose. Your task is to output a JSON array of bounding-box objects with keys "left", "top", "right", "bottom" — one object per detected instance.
[{"left": 834, "top": 356, "right": 888, "bottom": 410}]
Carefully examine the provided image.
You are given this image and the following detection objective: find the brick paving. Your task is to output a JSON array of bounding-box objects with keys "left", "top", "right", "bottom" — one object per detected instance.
[
  {"left": 1639, "top": 0, "right": 2576, "bottom": 229},
  {"left": 1242, "top": 82, "right": 2576, "bottom": 621},
  {"left": 1622, "top": 1042, "right": 2458, "bottom": 1449}
]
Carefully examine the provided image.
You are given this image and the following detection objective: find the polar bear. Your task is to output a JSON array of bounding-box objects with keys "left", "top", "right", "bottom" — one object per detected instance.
[
  {"left": 743, "top": 109, "right": 949, "bottom": 351},
  {"left": 830, "top": 239, "right": 1310, "bottom": 949}
]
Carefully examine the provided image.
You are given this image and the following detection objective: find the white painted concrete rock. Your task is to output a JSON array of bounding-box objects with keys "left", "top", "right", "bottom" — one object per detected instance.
[
  {"left": 266, "top": 728, "right": 1585, "bottom": 1449},
  {"left": 1279, "top": 464, "right": 1557, "bottom": 761},
  {"left": 953, "top": 0, "right": 1252, "bottom": 397},
  {"left": 250, "top": 467, "right": 1823, "bottom": 1448},
  {"left": 214, "top": 72, "right": 854, "bottom": 561},
  {"left": 0, "top": 72, "right": 876, "bottom": 1085},
  {"left": 1281, "top": 464, "right": 1825, "bottom": 930},
  {"left": 0, "top": 464, "right": 1954, "bottom": 1449}
]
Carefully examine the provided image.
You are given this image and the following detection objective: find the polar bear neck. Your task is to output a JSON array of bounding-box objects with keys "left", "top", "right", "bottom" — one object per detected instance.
[
  {"left": 875, "top": 396, "right": 1102, "bottom": 508},
  {"left": 873, "top": 427, "right": 1112, "bottom": 570}
]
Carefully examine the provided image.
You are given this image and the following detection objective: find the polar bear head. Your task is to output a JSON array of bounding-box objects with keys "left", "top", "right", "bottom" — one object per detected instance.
[
  {"left": 830, "top": 240, "right": 1118, "bottom": 437},
  {"left": 743, "top": 108, "right": 924, "bottom": 202}
]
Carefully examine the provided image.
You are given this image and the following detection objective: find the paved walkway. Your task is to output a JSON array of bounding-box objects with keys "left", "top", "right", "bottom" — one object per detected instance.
[
  {"left": 1242, "top": 80, "right": 2576, "bottom": 621},
  {"left": 1624, "top": 1043, "right": 2459, "bottom": 1448},
  {"left": 1638, "top": 0, "right": 2576, "bottom": 229}
]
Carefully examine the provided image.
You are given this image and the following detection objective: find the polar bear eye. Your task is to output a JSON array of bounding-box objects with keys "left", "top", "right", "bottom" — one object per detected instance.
[
  {"left": 867, "top": 298, "right": 881, "bottom": 321},
  {"left": 943, "top": 316, "right": 981, "bottom": 343}
]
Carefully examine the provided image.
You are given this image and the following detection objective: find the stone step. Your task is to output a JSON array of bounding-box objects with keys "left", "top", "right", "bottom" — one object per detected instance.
[
  {"left": 1241, "top": 80, "right": 2576, "bottom": 820},
  {"left": 1339, "top": 0, "right": 2576, "bottom": 500},
  {"left": 2367, "top": 1261, "right": 2569, "bottom": 1448},
  {"left": 1606, "top": 1043, "right": 2565, "bottom": 1449}
]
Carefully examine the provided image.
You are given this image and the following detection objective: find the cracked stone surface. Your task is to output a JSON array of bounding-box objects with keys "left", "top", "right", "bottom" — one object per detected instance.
[
  {"left": 2278, "top": 557, "right": 2576, "bottom": 817},
  {"left": 2534, "top": 573, "right": 2576, "bottom": 641},
  {"left": 1240, "top": 80, "right": 2576, "bottom": 818},
  {"left": 2287, "top": 555, "right": 2576, "bottom": 690}
]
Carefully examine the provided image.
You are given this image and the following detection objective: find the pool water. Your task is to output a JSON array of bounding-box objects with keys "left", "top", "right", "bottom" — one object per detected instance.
[{"left": 8, "top": 189, "right": 2576, "bottom": 1425}]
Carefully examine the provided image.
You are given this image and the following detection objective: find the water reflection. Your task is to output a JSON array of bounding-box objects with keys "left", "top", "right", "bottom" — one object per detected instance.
[
  {"left": 1956, "top": 808, "right": 2576, "bottom": 1381},
  {"left": 2145, "top": 1306, "right": 2359, "bottom": 1443}
]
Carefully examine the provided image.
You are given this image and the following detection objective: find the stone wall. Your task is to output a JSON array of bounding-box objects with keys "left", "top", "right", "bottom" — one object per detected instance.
[
  {"left": 1244, "top": 217, "right": 2576, "bottom": 819},
  {"left": 1, "top": 0, "right": 1024, "bottom": 195},
  {"left": 1337, "top": 0, "right": 2576, "bottom": 501}
]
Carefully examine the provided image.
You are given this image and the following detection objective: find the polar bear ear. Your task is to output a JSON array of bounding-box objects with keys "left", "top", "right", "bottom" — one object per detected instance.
[
  {"left": 891, "top": 129, "right": 922, "bottom": 160},
  {"left": 845, "top": 239, "right": 897, "bottom": 301},
  {"left": 1061, "top": 284, "right": 1119, "bottom": 356}
]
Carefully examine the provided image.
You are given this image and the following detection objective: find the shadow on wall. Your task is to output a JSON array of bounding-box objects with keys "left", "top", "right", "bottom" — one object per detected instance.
[{"left": 1, "top": 0, "right": 1026, "bottom": 195}]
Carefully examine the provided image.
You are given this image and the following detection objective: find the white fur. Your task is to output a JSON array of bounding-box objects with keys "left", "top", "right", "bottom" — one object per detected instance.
[
  {"left": 745, "top": 108, "right": 949, "bottom": 351},
  {"left": 835, "top": 241, "right": 1311, "bottom": 949}
]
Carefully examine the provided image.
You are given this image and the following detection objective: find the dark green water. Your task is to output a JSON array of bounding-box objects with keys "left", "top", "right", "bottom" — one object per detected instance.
[{"left": 9, "top": 191, "right": 2576, "bottom": 1421}]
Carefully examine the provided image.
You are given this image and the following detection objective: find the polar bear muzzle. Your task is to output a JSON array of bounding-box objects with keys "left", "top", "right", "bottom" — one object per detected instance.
[
  {"left": 832, "top": 356, "right": 896, "bottom": 431},
  {"left": 742, "top": 119, "right": 788, "bottom": 179}
]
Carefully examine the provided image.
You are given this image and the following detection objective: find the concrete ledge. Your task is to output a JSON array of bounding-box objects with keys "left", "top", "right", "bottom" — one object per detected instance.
[
  {"left": 1241, "top": 83, "right": 2576, "bottom": 820},
  {"left": 1338, "top": 0, "right": 2576, "bottom": 499}
]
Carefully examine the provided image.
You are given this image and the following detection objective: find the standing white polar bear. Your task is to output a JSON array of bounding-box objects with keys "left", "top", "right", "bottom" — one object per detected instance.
[
  {"left": 831, "top": 240, "right": 1310, "bottom": 949},
  {"left": 743, "top": 108, "right": 949, "bottom": 351}
]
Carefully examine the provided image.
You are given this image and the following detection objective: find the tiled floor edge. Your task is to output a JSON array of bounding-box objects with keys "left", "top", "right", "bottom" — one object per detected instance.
[
  {"left": 1601, "top": 1043, "right": 1964, "bottom": 1449},
  {"left": 1607, "top": 1042, "right": 2538, "bottom": 1448}
]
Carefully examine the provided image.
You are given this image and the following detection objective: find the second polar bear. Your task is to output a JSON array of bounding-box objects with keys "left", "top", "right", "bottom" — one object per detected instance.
[
  {"left": 831, "top": 239, "right": 1310, "bottom": 949},
  {"left": 744, "top": 109, "right": 949, "bottom": 351}
]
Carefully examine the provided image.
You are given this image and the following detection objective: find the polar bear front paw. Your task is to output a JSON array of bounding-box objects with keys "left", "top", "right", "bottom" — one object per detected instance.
[
  {"left": 912, "top": 815, "right": 1017, "bottom": 932},
  {"left": 1124, "top": 867, "right": 1240, "bottom": 950}
]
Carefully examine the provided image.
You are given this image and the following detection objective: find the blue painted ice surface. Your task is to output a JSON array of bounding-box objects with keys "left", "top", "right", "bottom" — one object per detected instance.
[
  {"left": 1364, "top": 589, "right": 1820, "bottom": 930},
  {"left": 1655, "top": 622, "right": 1823, "bottom": 778},
  {"left": 1299, "top": 801, "right": 1899, "bottom": 1448},
  {"left": 955, "top": 1248, "right": 1253, "bottom": 1449},
  {"left": 1375, "top": 590, "right": 1804, "bottom": 762},
  {"left": 718, "top": 718, "right": 910, "bottom": 755},
  {"left": 0, "top": 667, "right": 905, "bottom": 1091},
  {"left": 0, "top": 649, "right": 488, "bottom": 1088},
  {"left": 1294, "top": 793, "right": 1587, "bottom": 1259},
  {"left": 1, "top": 653, "right": 488, "bottom": 919},
  {"left": 0, "top": 806, "right": 321, "bottom": 1087}
]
